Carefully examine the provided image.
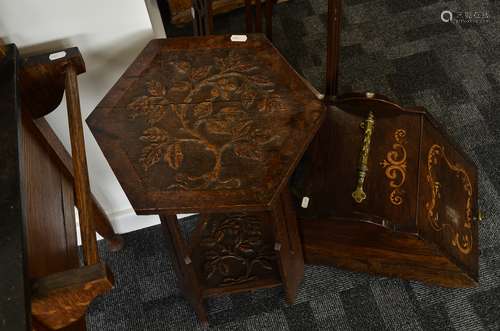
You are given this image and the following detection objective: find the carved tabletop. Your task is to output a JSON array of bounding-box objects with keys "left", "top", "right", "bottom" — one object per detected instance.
[{"left": 87, "top": 35, "right": 325, "bottom": 215}]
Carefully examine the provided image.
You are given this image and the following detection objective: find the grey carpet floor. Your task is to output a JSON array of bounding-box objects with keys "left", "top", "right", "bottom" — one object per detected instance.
[{"left": 87, "top": 0, "right": 500, "bottom": 329}]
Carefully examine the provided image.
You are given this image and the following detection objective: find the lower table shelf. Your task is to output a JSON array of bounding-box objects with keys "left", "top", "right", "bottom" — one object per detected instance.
[
  {"left": 159, "top": 188, "right": 304, "bottom": 326},
  {"left": 191, "top": 213, "right": 282, "bottom": 293}
]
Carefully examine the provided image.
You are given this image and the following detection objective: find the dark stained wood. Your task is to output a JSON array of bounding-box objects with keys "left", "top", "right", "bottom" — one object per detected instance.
[
  {"left": 418, "top": 113, "right": 479, "bottom": 281},
  {"left": 64, "top": 65, "right": 99, "bottom": 266},
  {"left": 160, "top": 214, "right": 208, "bottom": 326},
  {"left": 272, "top": 188, "right": 304, "bottom": 303},
  {"left": 30, "top": 117, "right": 123, "bottom": 252},
  {"left": 32, "top": 317, "right": 86, "bottom": 331},
  {"left": 91, "top": 198, "right": 124, "bottom": 252},
  {"left": 20, "top": 47, "right": 85, "bottom": 119},
  {"left": 325, "top": 0, "right": 341, "bottom": 100},
  {"left": 193, "top": 0, "right": 213, "bottom": 36},
  {"left": 292, "top": 93, "right": 479, "bottom": 287},
  {"left": 191, "top": 0, "right": 275, "bottom": 40},
  {"left": 0, "top": 44, "right": 31, "bottom": 331},
  {"left": 87, "top": 35, "right": 325, "bottom": 215},
  {"left": 21, "top": 110, "right": 80, "bottom": 280},
  {"left": 167, "top": 0, "right": 286, "bottom": 26},
  {"left": 2, "top": 45, "right": 116, "bottom": 330},
  {"left": 191, "top": 213, "right": 281, "bottom": 290},
  {"left": 18, "top": 46, "right": 122, "bottom": 251},
  {"left": 160, "top": 198, "right": 302, "bottom": 322},
  {"left": 89, "top": 36, "right": 323, "bottom": 323},
  {"left": 301, "top": 219, "right": 478, "bottom": 287},
  {"left": 31, "top": 263, "right": 113, "bottom": 330}
]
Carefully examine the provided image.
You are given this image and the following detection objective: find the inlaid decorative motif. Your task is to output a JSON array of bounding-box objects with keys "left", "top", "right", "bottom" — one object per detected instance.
[
  {"left": 198, "top": 214, "right": 277, "bottom": 287},
  {"left": 126, "top": 50, "right": 293, "bottom": 190},
  {"left": 426, "top": 144, "right": 473, "bottom": 255},
  {"left": 380, "top": 129, "right": 408, "bottom": 206}
]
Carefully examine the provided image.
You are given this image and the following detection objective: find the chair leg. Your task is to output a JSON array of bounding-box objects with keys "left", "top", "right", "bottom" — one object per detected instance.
[
  {"left": 255, "top": 0, "right": 263, "bottom": 33},
  {"left": 265, "top": 0, "right": 274, "bottom": 41},
  {"left": 192, "top": 0, "right": 213, "bottom": 36},
  {"left": 325, "top": 0, "right": 342, "bottom": 100},
  {"left": 245, "top": 0, "right": 254, "bottom": 33}
]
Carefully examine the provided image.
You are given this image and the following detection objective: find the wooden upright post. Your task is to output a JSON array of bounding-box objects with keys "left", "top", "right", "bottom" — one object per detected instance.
[
  {"left": 64, "top": 65, "right": 99, "bottom": 266},
  {"left": 325, "top": 0, "right": 342, "bottom": 100}
]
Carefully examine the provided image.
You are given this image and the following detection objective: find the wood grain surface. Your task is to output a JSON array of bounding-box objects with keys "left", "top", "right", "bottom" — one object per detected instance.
[
  {"left": 292, "top": 93, "right": 479, "bottom": 287},
  {"left": 88, "top": 35, "right": 325, "bottom": 215}
]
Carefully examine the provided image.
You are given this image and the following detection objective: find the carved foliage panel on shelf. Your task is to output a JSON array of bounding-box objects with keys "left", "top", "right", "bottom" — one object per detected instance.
[
  {"left": 192, "top": 213, "right": 278, "bottom": 288},
  {"left": 117, "top": 48, "right": 320, "bottom": 193}
]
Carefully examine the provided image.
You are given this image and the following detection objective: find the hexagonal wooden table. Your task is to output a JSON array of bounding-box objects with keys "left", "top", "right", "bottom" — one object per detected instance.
[{"left": 87, "top": 35, "right": 325, "bottom": 325}]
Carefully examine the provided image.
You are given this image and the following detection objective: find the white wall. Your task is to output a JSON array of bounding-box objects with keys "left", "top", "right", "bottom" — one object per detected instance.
[{"left": 0, "top": 0, "right": 168, "bottom": 233}]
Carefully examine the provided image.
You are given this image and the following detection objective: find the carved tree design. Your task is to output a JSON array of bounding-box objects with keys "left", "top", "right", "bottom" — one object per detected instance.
[{"left": 127, "top": 51, "right": 289, "bottom": 190}]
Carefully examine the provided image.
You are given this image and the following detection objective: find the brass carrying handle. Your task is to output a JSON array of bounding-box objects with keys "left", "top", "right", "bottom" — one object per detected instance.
[{"left": 352, "top": 111, "right": 375, "bottom": 203}]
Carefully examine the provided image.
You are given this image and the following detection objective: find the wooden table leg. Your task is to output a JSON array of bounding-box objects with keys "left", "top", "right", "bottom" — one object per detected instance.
[
  {"left": 92, "top": 197, "right": 124, "bottom": 252},
  {"left": 159, "top": 214, "right": 208, "bottom": 326},
  {"left": 271, "top": 188, "right": 305, "bottom": 303}
]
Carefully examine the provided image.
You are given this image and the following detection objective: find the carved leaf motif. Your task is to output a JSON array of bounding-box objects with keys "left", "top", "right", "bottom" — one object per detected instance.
[
  {"left": 146, "top": 105, "right": 166, "bottom": 125},
  {"left": 210, "top": 88, "right": 220, "bottom": 99},
  {"left": 218, "top": 107, "right": 245, "bottom": 119},
  {"left": 237, "top": 242, "right": 255, "bottom": 255},
  {"left": 206, "top": 120, "right": 231, "bottom": 135},
  {"left": 199, "top": 215, "right": 277, "bottom": 286},
  {"left": 175, "top": 61, "right": 191, "bottom": 73},
  {"left": 141, "top": 144, "right": 162, "bottom": 171},
  {"left": 251, "top": 129, "right": 276, "bottom": 145},
  {"left": 140, "top": 127, "right": 168, "bottom": 143},
  {"left": 241, "top": 88, "right": 257, "bottom": 109},
  {"left": 193, "top": 102, "right": 213, "bottom": 119},
  {"left": 220, "top": 90, "right": 231, "bottom": 100},
  {"left": 205, "top": 107, "right": 249, "bottom": 135},
  {"left": 258, "top": 95, "right": 286, "bottom": 113},
  {"left": 234, "top": 63, "right": 258, "bottom": 73},
  {"left": 164, "top": 143, "right": 184, "bottom": 170},
  {"left": 127, "top": 96, "right": 150, "bottom": 118},
  {"left": 146, "top": 80, "right": 166, "bottom": 97},
  {"left": 218, "top": 262, "right": 230, "bottom": 275},
  {"left": 234, "top": 121, "right": 253, "bottom": 137},
  {"left": 234, "top": 142, "right": 264, "bottom": 161},
  {"left": 169, "top": 81, "right": 191, "bottom": 93},
  {"left": 191, "top": 65, "right": 211, "bottom": 80},
  {"left": 205, "top": 250, "right": 219, "bottom": 260},
  {"left": 217, "top": 78, "right": 238, "bottom": 92},
  {"left": 216, "top": 231, "right": 224, "bottom": 242},
  {"left": 249, "top": 75, "right": 274, "bottom": 87}
]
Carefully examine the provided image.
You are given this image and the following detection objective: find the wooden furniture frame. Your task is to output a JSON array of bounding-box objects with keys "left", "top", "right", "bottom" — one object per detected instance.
[
  {"left": 87, "top": 35, "right": 326, "bottom": 325},
  {"left": 192, "top": 0, "right": 276, "bottom": 40},
  {"left": 290, "top": 0, "right": 479, "bottom": 287},
  {"left": 1, "top": 44, "right": 120, "bottom": 330}
]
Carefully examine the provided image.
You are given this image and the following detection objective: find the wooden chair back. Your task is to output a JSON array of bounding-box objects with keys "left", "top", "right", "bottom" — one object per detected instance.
[
  {"left": 192, "top": 0, "right": 275, "bottom": 40},
  {"left": 1, "top": 44, "right": 115, "bottom": 331}
]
